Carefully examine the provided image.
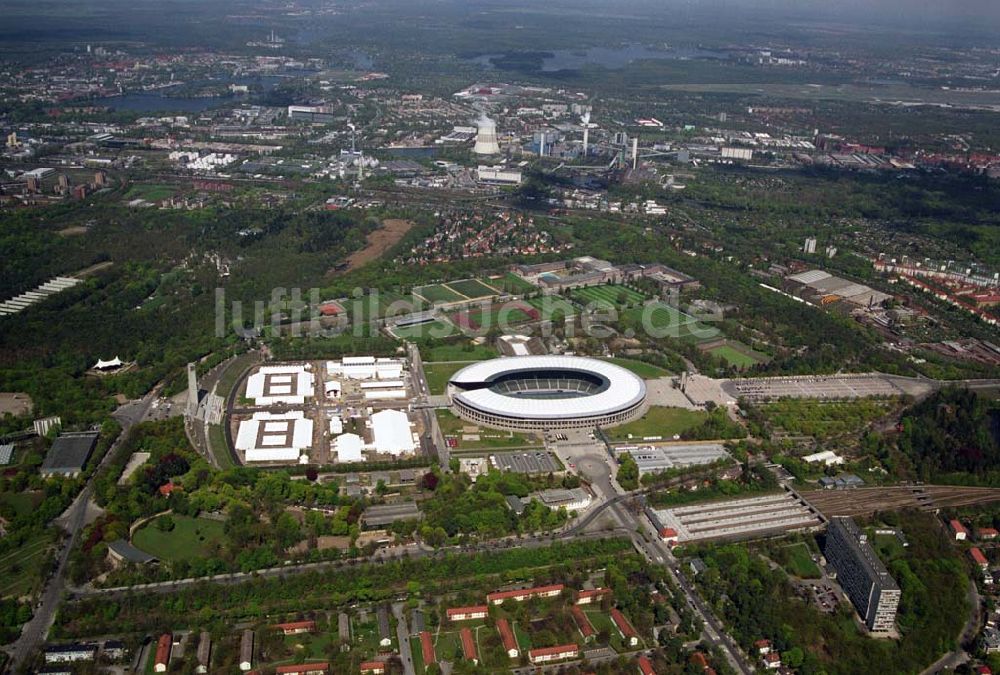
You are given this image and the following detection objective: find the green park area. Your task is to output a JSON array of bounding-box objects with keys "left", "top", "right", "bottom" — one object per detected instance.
[
  {"left": 419, "top": 340, "right": 497, "bottom": 362},
  {"left": 132, "top": 514, "right": 227, "bottom": 562},
  {"left": 0, "top": 530, "right": 54, "bottom": 598},
  {"left": 423, "top": 362, "right": 467, "bottom": 394},
  {"left": 124, "top": 183, "right": 177, "bottom": 202},
  {"left": 774, "top": 542, "right": 822, "bottom": 579},
  {"left": 605, "top": 357, "right": 671, "bottom": 378},
  {"left": 707, "top": 344, "right": 762, "bottom": 369},
  {"left": 607, "top": 406, "right": 707, "bottom": 441},
  {"left": 435, "top": 409, "right": 537, "bottom": 450},
  {"left": 751, "top": 398, "right": 899, "bottom": 440}
]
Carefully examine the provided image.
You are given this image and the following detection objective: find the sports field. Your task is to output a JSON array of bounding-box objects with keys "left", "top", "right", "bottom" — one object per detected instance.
[
  {"left": 391, "top": 317, "right": 457, "bottom": 339},
  {"left": 447, "top": 278, "right": 500, "bottom": 299},
  {"left": 571, "top": 284, "right": 645, "bottom": 309},
  {"left": 452, "top": 302, "right": 538, "bottom": 332},
  {"left": 625, "top": 305, "right": 720, "bottom": 343},
  {"left": 493, "top": 272, "right": 535, "bottom": 294},
  {"left": 524, "top": 295, "right": 576, "bottom": 320},
  {"left": 415, "top": 284, "right": 465, "bottom": 304}
]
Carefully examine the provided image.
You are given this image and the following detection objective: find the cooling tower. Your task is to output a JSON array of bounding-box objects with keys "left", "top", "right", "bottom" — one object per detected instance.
[{"left": 473, "top": 114, "right": 500, "bottom": 155}]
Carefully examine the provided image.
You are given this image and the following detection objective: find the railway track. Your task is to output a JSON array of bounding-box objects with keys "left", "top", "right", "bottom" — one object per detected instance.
[{"left": 800, "top": 485, "right": 1000, "bottom": 518}]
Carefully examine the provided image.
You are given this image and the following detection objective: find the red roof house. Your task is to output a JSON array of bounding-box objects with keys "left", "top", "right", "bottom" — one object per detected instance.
[
  {"left": 971, "top": 547, "right": 989, "bottom": 569},
  {"left": 274, "top": 620, "right": 316, "bottom": 635},
  {"left": 419, "top": 631, "right": 435, "bottom": 665},
  {"left": 574, "top": 587, "right": 611, "bottom": 605},
  {"left": 154, "top": 633, "right": 172, "bottom": 673},
  {"left": 637, "top": 654, "right": 656, "bottom": 675},
  {"left": 497, "top": 618, "right": 519, "bottom": 658},
  {"left": 571, "top": 605, "right": 595, "bottom": 639},
  {"left": 487, "top": 584, "right": 564, "bottom": 605},
  {"left": 610, "top": 607, "right": 639, "bottom": 646},
  {"left": 460, "top": 627, "right": 478, "bottom": 665},
  {"left": 275, "top": 664, "right": 328, "bottom": 675}
]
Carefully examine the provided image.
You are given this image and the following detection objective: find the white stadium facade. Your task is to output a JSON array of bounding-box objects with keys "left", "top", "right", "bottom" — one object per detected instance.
[{"left": 447, "top": 355, "right": 647, "bottom": 431}]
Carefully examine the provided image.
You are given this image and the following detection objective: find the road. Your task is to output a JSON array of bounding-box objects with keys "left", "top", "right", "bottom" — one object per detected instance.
[
  {"left": 392, "top": 602, "right": 416, "bottom": 675},
  {"left": 612, "top": 501, "right": 753, "bottom": 675},
  {"left": 7, "top": 386, "right": 161, "bottom": 669},
  {"left": 406, "top": 342, "right": 450, "bottom": 472}
]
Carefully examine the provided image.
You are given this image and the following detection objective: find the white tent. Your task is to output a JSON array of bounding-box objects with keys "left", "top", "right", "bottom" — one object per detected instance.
[
  {"left": 333, "top": 433, "right": 364, "bottom": 463},
  {"left": 370, "top": 409, "right": 416, "bottom": 456}
]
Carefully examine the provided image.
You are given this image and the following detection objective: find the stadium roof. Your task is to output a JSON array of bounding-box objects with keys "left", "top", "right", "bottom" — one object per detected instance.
[{"left": 449, "top": 356, "right": 645, "bottom": 420}]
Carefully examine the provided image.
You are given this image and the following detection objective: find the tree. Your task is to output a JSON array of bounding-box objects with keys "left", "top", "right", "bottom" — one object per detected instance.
[
  {"left": 617, "top": 455, "right": 639, "bottom": 491},
  {"left": 156, "top": 515, "right": 175, "bottom": 532}
]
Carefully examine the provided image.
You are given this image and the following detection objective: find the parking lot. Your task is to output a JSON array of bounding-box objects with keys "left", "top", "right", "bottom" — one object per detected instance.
[
  {"left": 722, "top": 374, "right": 904, "bottom": 401},
  {"left": 490, "top": 450, "right": 561, "bottom": 474}
]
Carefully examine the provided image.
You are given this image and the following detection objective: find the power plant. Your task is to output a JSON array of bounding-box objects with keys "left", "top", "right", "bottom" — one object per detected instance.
[{"left": 472, "top": 113, "right": 500, "bottom": 155}]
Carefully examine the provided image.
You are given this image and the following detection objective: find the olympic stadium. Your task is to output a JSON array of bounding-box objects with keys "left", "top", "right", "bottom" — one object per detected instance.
[{"left": 447, "top": 355, "right": 648, "bottom": 431}]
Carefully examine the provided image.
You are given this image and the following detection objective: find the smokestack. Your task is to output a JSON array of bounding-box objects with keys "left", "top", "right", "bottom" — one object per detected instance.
[
  {"left": 539, "top": 132, "right": 546, "bottom": 157},
  {"left": 632, "top": 137, "right": 638, "bottom": 170},
  {"left": 582, "top": 127, "right": 589, "bottom": 157}
]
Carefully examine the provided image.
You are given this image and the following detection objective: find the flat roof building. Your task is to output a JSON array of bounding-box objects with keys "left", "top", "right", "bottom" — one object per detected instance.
[
  {"left": 824, "top": 517, "right": 900, "bottom": 633},
  {"left": 370, "top": 409, "right": 417, "bottom": 456},
  {"left": 41, "top": 431, "right": 99, "bottom": 477}
]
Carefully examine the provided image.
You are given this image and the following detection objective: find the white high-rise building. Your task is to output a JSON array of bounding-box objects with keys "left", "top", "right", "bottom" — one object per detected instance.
[
  {"left": 473, "top": 114, "right": 500, "bottom": 155},
  {"left": 803, "top": 236, "right": 817, "bottom": 254}
]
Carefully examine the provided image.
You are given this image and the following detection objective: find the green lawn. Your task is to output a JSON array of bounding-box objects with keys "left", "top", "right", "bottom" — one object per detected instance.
[
  {"left": 447, "top": 279, "right": 500, "bottom": 299},
  {"left": 604, "top": 358, "right": 671, "bottom": 379},
  {"left": 607, "top": 406, "right": 708, "bottom": 440},
  {"left": 778, "top": 542, "right": 822, "bottom": 578},
  {"left": 623, "top": 305, "right": 720, "bottom": 343},
  {"left": 708, "top": 344, "right": 760, "bottom": 369},
  {"left": 410, "top": 634, "right": 427, "bottom": 674},
  {"left": 208, "top": 423, "right": 234, "bottom": 469},
  {"left": 0, "top": 491, "right": 43, "bottom": 519},
  {"left": 420, "top": 341, "right": 498, "bottom": 362},
  {"left": 0, "top": 530, "right": 54, "bottom": 598},
  {"left": 435, "top": 410, "right": 537, "bottom": 449},
  {"left": 423, "top": 362, "right": 468, "bottom": 394},
  {"left": 132, "top": 515, "right": 227, "bottom": 562},
  {"left": 415, "top": 284, "right": 465, "bottom": 304}
]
